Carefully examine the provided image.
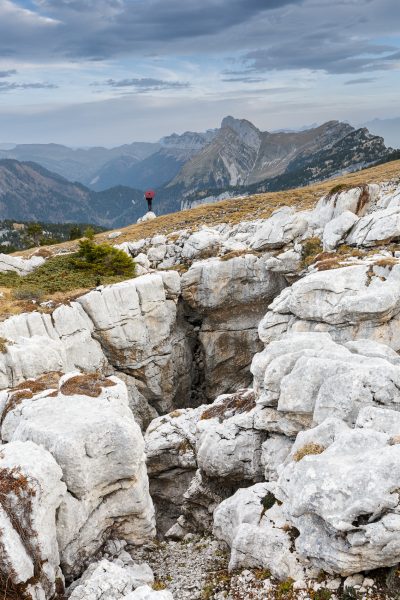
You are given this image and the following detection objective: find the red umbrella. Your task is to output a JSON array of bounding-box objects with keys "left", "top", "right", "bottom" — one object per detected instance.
[{"left": 145, "top": 189, "right": 156, "bottom": 199}]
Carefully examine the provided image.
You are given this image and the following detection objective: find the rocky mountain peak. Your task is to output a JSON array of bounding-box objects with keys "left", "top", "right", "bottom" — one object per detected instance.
[{"left": 221, "top": 115, "right": 262, "bottom": 150}]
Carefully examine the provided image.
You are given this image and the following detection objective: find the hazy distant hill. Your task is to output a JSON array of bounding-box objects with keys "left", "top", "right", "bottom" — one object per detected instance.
[
  {"left": 0, "top": 142, "right": 159, "bottom": 187},
  {"left": 0, "top": 159, "right": 144, "bottom": 227},
  {"left": 89, "top": 130, "right": 217, "bottom": 191},
  {"left": 364, "top": 117, "right": 400, "bottom": 149}
]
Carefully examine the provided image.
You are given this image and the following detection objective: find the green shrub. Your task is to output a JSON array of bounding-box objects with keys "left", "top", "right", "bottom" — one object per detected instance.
[
  {"left": 13, "top": 287, "right": 44, "bottom": 302},
  {"left": 301, "top": 237, "right": 323, "bottom": 268},
  {"left": 0, "top": 242, "right": 135, "bottom": 299},
  {"left": 70, "top": 239, "right": 135, "bottom": 277},
  {"left": 313, "top": 589, "right": 332, "bottom": 600}
]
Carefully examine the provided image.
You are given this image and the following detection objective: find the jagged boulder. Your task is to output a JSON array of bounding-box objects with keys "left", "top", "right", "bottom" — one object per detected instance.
[
  {"left": 310, "top": 185, "right": 378, "bottom": 228},
  {"left": 0, "top": 303, "right": 106, "bottom": 389},
  {"left": 2, "top": 372, "right": 155, "bottom": 578},
  {"left": 251, "top": 332, "right": 400, "bottom": 425},
  {"left": 0, "top": 440, "right": 66, "bottom": 600},
  {"left": 78, "top": 273, "right": 193, "bottom": 413},
  {"left": 250, "top": 207, "right": 308, "bottom": 250},
  {"left": 277, "top": 421, "right": 400, "bottom": 575},
  {"left": 213, "top": 483, "right": 311, "bottom": 580},
  {"left": 259, "top": 263, "right": 400, "bottom": 349},
  {"left": 69, "top": 559, "right": 154, "bottom": 600},
  {"left": 181, "top": 228, "right": 221, "bottom": 260},
  {"left": 196, "top": 394, "right": 265, "bottom": 482},
  {"left": 347, "top": 204, "right": 400, "bottom": 246},
  {"left": 322, "top": 210, "right": 359, "bottom": 251},
  {"left": 0, "top": 253, "right": 45, "bottom": 275}
]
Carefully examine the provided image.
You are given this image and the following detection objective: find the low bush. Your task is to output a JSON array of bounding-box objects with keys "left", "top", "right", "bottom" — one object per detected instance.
[
  {"left": 70, "top": 238, "right": 136, "bottom": 277},
  {"left": 301, "top": 237, "right": 323, "bottom": 268},
  {"left": 0, "top": 240, "right": 135, "bottom": 299}
]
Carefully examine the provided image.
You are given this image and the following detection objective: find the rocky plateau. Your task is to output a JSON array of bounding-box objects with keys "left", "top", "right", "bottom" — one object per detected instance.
[{"left": 2, "top": 176, "right": 400, "bottom": 599}]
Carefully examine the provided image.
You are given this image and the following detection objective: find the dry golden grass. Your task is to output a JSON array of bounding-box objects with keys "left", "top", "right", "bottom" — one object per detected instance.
[
  {"left": 60, "top": 373, "right": 116, "bottom": 397},
  {"left": 1, "top": 159, "right": 398, "bottom": 321},
  {"left": 15, "top": 159, "right": 400, "bottom": 259},
  {"left": 293, "top": 443, "right": 326, "bottom": 462}
]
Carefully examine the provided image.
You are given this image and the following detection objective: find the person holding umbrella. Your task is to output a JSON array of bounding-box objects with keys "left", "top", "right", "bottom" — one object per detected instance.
[{"left": 144, "top": 189, "right": 155, "bottom": 212}]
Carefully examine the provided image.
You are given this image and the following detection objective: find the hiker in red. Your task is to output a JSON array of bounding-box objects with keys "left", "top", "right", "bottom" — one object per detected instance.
[{"left": 144, "top": 189, "right": 155, "bottom": 212}]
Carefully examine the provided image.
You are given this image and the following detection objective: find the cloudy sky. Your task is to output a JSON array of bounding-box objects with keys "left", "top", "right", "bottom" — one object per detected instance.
[{"left": 0, "top": 0, "right": 399, "bottom": 146}]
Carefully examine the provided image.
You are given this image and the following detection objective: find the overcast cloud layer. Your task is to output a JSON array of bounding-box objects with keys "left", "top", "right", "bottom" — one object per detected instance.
[{"left": 0, "top": 0, "right": 398, "bottom": 145}]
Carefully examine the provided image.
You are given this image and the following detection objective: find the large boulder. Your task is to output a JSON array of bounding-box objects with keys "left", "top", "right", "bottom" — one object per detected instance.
[
  {"left": 2, "top": 372, "right": 155, "bottom": 578},
  {"left": 78, "top": 273, "right": 193, "bottom": 413},
  {"left": 277, "top": 423, "right": 400, "bottom": 575},
  {"left": 259, "top": 263, "right": 400, "bottom": 350},
  {"left": 251, "top": 332, "right": 400, "bottom": 425},
  {"left": 0, "top": 253, "right": 45, "bottom": 275},
  {"left": 347, "top": 204, "right": 400, "bottom": 246},
  {"left": 322, "top": 210, "right": 359, "bottom": 251},
  {"left": 181, "top": 228, "right": 221, "bottom": 260},
  {"left": 213, "top": 483, "right": 311, "bottom": 580},
  {"left": 250, "top": 207, "right": 308, "bottom": 250},
  {"left": 0, "top": 303, "right": 107, "bottom": 389},
  {"left": 0, "top": 440, "right": 66, "bottom": 600},
  {"left": 310, "top": 185, "right": 378, "bottom": 228}
]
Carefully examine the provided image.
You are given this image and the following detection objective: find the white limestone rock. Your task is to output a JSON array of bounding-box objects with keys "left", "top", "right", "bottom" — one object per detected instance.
[
  {"left": 356, "top": 405, "right": 400, "bottom": 436},
  {"left": 181, "top": 254, "right": 286, "bottom": 399},
  {"left": 125, "top": 586, "right": 174, "bottom": 599},
  {"left": 181, "top": 228, "right": 221, "bottom": 260},
  {"left": 0, "top": 440, "right": 66, "bottom": 599},
  {"left": 264, "top": 249, "right": 302, "bottom": 274},
  {"left": 259, "top": 263, "right": 400, "bottom": 350},
  {"left": 251, "top": 332, "right": 400, "bottom": 425},
  {"left": 250, "top": 207, "right": 308, "bottom": 250},
  {"left": 0, "top": 253, "right": 45, "bottom": 275},
  {"left": 0, "top": 302, "right": 106, "bottom": 390},
  {"left": 347, "top": 205, "right": 400, "bottom": 246},
  {"left": 322, "top": 210, "right": 359, "bottom": 251},
  {"left": 278, "top": 427, "right": 400, "bottom": 574},
  {"left": 77, "top": 273, "right": 192, "bottom": 413},
  {"left": 213, "top": 483, "right": 311, "bottom": 580},
  {"left": 311, "top": 185, "right": 377, "bottom": 228},
  {"left": 137, "top": 212, "right": 156, "bottom": 223},
  {"left": 196, "top": 408, "right": 265, "bottom": 482},
  {"left": 145, "top": 406, "right": 204, "bottom": 532},
  {"left": 4, "top": 373, "right": 155, "bottom": 577},
  {"left": 261, "top": 435, "right": 293, "bottom": 481},
  {"left": 69, "top": 559, "right": 154, "bottom": 600}
]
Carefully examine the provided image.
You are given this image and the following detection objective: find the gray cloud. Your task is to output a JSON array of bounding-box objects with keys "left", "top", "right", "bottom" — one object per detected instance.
[
  {"left": 221, "top": 76, "right": 267, "bottom": 83},
  {"left": 0, "top": 81, "right": 58, "bottom": 92},
  {"left": 2, "top": 0, "right": 399, "bottom": 79},
  {"left": 94, "top": 78, "right": 190, "bottom": 92},
  {"left": 345, "top": 77, "right": 378, "bottom": 85},
  {"left": 2, "top": 0, "right": 303, "bottom": 60},
  {"left": 0, "top": 69, "right": 17, "bottom": 78}
]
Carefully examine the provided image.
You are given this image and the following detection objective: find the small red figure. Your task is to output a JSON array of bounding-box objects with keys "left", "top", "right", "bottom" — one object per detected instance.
[{"left": 144, "top": 189, "right": 155, "bottom": 212}]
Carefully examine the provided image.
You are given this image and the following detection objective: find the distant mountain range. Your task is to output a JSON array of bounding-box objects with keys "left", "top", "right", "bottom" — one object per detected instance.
[
  {"left": 0, "top": 117, "right": 396, "bottom": 226},
  {"left": 0, "top": 159, "right": 144, "bottom": 227}
]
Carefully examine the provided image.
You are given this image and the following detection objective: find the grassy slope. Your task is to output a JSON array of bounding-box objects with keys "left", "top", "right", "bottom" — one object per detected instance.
[
  {"left": 1, "top": 158, "right": 398, "bottom": 319},
  {"left": 17, "top": 159, "right": 400, "bottom": 258}
]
